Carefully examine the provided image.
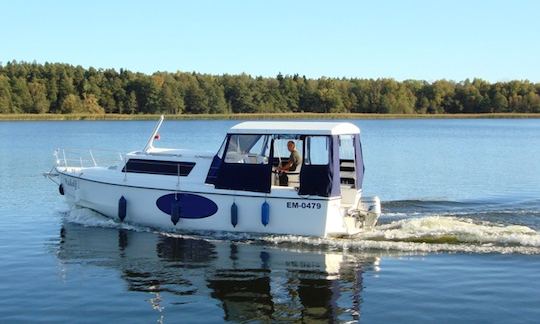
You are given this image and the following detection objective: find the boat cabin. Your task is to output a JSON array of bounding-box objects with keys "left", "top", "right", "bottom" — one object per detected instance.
[{"left": 205, "top": 122, "right": 364, "bottom": 200}]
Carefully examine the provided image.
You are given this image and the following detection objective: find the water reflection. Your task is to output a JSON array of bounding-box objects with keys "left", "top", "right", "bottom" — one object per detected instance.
[{"left": 56, "top": 223, "right": 382, "bottom": 322}]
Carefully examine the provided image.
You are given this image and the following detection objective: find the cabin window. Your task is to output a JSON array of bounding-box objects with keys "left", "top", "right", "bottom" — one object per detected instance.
[
  {"left": 271, "top": 136, "right": 303, "bottom": 187},
  {"left": 339, "top": 134, "right": 356, "bottom": 186},
  {"left": 339, "top": 135, "right": 355, "bottom": 160},
  {"left": 304, "top": 136, "right": 330, "bottom": 165},
  {"left": 224, "top": 135, "right": 271, "bottom": 164},
  {"left": 214, "top": 134, "right": 273, "bottom": 193},
  {"left": 122, "top": 159, "right": 195, "bottom": 176},
  {"left": 272, "top": 137, "right": 303, "bottom": 161}
]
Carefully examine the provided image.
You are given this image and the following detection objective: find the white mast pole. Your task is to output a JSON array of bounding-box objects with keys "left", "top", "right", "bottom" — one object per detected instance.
[{"left": 143, "top": 115, "right": 165, "bottom": 153}]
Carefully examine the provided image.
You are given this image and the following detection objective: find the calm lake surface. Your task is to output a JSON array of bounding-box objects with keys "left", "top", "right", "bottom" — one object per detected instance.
[{"left": 1, "top": 119, "right": 539, "bottom": 323}]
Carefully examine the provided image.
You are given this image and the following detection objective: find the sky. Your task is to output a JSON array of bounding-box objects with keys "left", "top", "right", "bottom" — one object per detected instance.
[{"left": 1, "top": 0, "right": 539, "bottom": 82}]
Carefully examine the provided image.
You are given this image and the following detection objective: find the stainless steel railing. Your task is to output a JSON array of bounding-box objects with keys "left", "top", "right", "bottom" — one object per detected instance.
[{"left": 54, "top": 148, "right": 126, "bottom": 169}]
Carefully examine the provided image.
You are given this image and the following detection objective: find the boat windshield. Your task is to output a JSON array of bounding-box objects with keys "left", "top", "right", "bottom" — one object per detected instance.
[{"left": 224, "top": 134, "right": 271, "bottom": 164}]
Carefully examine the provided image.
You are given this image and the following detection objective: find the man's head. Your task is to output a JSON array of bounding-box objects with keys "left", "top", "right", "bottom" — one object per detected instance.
[{"left": 287, "top": 141, "right": 296, "bottom": 152}]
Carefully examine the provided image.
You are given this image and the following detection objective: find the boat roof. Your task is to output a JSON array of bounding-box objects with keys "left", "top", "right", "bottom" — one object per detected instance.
[{"left": 228, "top": 121, "right": 360, "bottom": 135}]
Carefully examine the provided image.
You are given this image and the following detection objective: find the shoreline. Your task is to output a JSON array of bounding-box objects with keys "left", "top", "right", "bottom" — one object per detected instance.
[{"left": 0, "top": 113, "right": 539, "bottom": 121}]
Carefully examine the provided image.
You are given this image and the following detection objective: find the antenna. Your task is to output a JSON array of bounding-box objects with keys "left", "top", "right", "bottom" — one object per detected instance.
[{"left": 143, "top": 115, "right": 165, "bottom": 153}]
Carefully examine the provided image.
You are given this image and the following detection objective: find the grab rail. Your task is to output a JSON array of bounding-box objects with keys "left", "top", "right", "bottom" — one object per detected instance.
[{"left": 55, "top": 148, "right": 126, "bottom": 169}]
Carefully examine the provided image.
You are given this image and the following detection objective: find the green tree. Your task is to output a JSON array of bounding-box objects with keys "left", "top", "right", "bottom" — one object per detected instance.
[
  {"left": 429, "top": 80, "right": 455, "bottom": 113},
  {"left": 82, "top": 94, "right": 105, "bottom": 114},
  {"left": 126, "top": 91, "right": 138, "bottom": 114},
  {"left": 377, "top": 79, "right": 415, "bottom": 114},
  {"left": 490, "top": 88, "right": 508, "bottom": 113},
  {"left": 0, "top": 75, "right": 13, "bottom": 113},
  {"left": 2, "top": 61, "right": 540, "bottom": 116},
  {"left": 56, "top": 70, "right": 75, "bottom": 111},
  {"left": 10, "top": 77, "right": 33, "bottom": 113},
  {"left": 128, "top": 77, "right": 160, "bottom": 114},
  {"left": 222, "top": 74, "right": 256, "bottom": 113},
  {"left": 453, "top": 80, "right": 484, "bottom": 113},
  {"left": 28, "top": 80, "right": 50, "bottom": 113},
  {"left": 160, "top": 78, "right": 184, "bottom": 114},
  {"left": 298, "top": 77, "right": 319, "bottom": 112},
  {"left": 278, "top": 74, "right": 300, "bottom": 112},
  {"left": 202, "top": 77, "right": 227, "bottom": 114},
  {"left": 59, "top": 94, "right": 83, "bottom": 113},
  {"left": 184, "top": 81, "right": 208, "bottom": 114},
  {"left": 316, "top": 78, "right": 345, "bottom": 113}
]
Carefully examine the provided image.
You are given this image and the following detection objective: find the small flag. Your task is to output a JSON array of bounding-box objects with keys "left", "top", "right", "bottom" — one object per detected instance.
[{"left": 154, "top": 134, "right": 160, "bottom": 140}]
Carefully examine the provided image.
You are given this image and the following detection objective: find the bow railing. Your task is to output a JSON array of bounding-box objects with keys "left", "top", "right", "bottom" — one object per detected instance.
[{"left": 54, "top": 148, "right": 126, "bottom": 169}]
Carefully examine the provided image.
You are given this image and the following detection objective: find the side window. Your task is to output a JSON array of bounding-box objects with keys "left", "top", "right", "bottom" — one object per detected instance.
[
  {"left": 122, "top": 159, "right": 195, "bottom": 176},
  {"left": 224, "top": 135, "right": 270, "bottom": 164},
  {"left": 273, "top": 138, "right": 302, "bottom": 159},
  {"left": 304, "top": 136, "right": 329, "bottom": 165},
  {"left": 248, "top": 135, "right": 270, "bottom": 156},
  {"left": 339, "top": 135, "right": 354, "bottom": 160}
]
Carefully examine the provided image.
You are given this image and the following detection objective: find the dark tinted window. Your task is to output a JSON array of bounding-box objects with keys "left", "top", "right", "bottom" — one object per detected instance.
[{"left": 122, "top": 159, "right": 195, "bottom": 176}]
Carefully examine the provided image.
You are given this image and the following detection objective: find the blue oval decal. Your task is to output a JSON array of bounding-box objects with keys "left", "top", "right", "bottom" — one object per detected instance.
[{"left": 156, "top": 193, "right": 218, "bottom": 219}]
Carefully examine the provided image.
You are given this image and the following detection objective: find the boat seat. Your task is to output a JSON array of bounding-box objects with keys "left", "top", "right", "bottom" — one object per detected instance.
[
  {"left": 340, "top": 170, "right": 355, "bottom": 185},
  {"left": 288, "top": 171, "right": 300, "bottom": 187},
  {"left": 272, "top": 169, "right": 300, "bottom": 187}
]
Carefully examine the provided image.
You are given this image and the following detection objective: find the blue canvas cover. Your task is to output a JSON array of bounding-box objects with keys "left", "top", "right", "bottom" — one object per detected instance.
[
  {"left": 205, "top": 155, "right": 222, "bottom": 184},
  {"left": 214, "top": 162, "right": 272, "bottom": 193},
  {"left": 330, "top": 135, "right": 342, "bottom": 197},
  {"left": 298, "top": 135, "right": 341, "bottom": 197},
  {"left": 353, "top": 134, "right": 365, "bottom": 189},
  {"left": 210, "top": 134, "right": 273, "bottom": 193},
  {"left": 208, "top": 133, "right": 347, "bottom": 196}
]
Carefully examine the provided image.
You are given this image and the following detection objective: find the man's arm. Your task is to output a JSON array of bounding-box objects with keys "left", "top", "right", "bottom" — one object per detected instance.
[
  {"left": 278, "top": 160, "right": 293, "bottom": 171},
  {"left": 278, "top": 152, "right": 299, "bottom": 171}
]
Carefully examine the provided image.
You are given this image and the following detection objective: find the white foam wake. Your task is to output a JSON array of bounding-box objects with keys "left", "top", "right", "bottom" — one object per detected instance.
[
  {"left": 263, "top": 216, "right": 540, "bottom": 254},
  {"left": 62, "top": 207, "right": 540, "bottom": 254},
  {"left": 65, "top": 207, "right": 142, "bottom": 232},
  {"left": 364, "top": 216, "right": 539, "bottom": 246}
]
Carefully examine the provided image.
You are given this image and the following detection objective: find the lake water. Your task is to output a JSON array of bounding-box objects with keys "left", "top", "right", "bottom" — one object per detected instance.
[{"left": 1, "top": 118, "right": 539, "bottom": 322}]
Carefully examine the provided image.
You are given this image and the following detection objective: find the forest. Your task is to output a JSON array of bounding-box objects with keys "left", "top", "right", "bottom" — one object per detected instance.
[{"left": 1, "top": 61, "right": 539, "bottom": 115}]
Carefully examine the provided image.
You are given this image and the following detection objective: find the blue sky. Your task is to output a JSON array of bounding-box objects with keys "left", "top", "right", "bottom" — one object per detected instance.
[{"left": 1, "top": 0, "right": 539, "bottom": 81}]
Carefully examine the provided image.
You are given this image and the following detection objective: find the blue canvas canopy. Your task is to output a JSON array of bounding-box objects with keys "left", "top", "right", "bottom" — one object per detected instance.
[
  {"left": 207, "top": 134, "right": 273, "bottom": 193},
  {"left": 205, "top": 122, "right": 364, "bottom": 197},
  {"left": 354, "top": 133, "right": 365, "bottom": 189},
  {"left": 298, "top": 135, "right": 340, "bottom": 197}
]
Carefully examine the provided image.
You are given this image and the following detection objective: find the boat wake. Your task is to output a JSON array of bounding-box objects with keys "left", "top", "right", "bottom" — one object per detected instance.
[
  {"left": 61, "top": 207, "right": 145, "bottom": 232},
  {"left": 382, "top": 198, "right": 540, "bottom": 216},
  {"left": 61, "top": 199, "right": 540, "bottom": 255},
  {"left": 262, "top": 217, "right": 540, "bottom": 255}
]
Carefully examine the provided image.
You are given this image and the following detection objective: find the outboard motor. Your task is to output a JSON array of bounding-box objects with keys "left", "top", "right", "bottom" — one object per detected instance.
[
  {"left": 360, "top": 196, "right": 381, "bottom": 217},
  {"left": 346, "top": 196, "right": 381, "bottom": 231}
]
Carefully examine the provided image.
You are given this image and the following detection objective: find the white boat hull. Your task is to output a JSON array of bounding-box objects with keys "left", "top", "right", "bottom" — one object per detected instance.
[{"left": 58, "top": 170, "right": 351, "bottom": 237}]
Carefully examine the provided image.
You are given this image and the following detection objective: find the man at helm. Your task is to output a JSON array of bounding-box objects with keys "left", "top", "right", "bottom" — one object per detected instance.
[{"left": 278, "top": 141, "right": 302, "bottom": 179}]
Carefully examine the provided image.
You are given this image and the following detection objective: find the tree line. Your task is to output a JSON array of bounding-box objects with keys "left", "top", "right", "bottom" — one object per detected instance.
[{"left": 1, "top": 61, "right": 539, "bottom": 115}]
